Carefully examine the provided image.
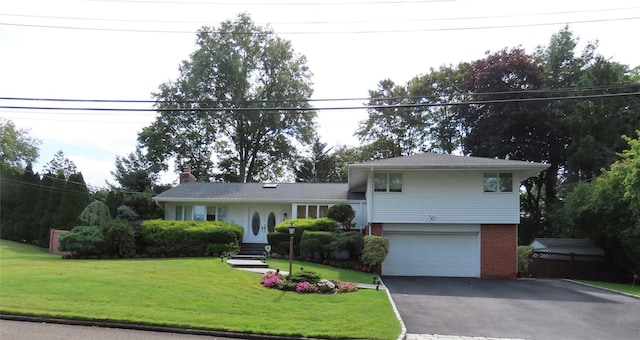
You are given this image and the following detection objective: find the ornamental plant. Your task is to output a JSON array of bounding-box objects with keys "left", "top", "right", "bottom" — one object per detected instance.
[
  {"left": 336, "top": 280, "right": 359, "bottom": 293},
  {"left": 316, "top": 279, "right": 336, "bottom": 294},
  {"left": 296, "top": 281, "right": 317, "bottom": 293},
  {"left": 260, "top": 271, "right": 283, "bottom": 288}
]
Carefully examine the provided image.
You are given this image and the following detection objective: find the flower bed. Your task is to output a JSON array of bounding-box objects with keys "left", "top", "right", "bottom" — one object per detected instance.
[{"left": 260, "top": 271, "right": 358, "bottom": 294}]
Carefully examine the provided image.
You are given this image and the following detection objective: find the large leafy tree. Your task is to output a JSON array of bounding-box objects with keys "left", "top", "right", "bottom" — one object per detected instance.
[
  {"left": 408, "top": 63, "right": 471, "bottom": 154},
  {"left": 563, "top": 131, "right": 640, "bottom": 274},
  {"left": 0, "top": 118, "right": 40, "bottom": 169},
  {"left": 356, "top": 79, "right": 428, "bottom": 158},
  {"left": 140, "top": 13, "right": 316, "bottom": 183}
]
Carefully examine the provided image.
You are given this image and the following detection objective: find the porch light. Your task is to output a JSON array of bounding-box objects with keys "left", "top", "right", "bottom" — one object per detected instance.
[
  {"left": 283, "top": 212, "right": 288, "bottom": 221},
  {"left": 288, "top": 222, "right": 295, "bottom": 279}
]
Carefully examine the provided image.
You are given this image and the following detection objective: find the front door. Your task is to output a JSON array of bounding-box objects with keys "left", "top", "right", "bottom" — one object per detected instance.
[{"left": 244, "top": 207, "right": 279, "bottom": 243}]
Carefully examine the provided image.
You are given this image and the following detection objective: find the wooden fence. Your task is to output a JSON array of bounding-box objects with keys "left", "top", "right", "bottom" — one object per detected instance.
[{"left": 530, "top": 251, "right": 619, "bottom": 282}]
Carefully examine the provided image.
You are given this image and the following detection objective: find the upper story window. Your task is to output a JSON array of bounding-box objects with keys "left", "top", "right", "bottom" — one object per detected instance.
[
  {"left": 483, "top": 173, "right": 513, "bottom": 192},
  {"left": 374, "top": 173, "right": 402, "bottom": 192}
]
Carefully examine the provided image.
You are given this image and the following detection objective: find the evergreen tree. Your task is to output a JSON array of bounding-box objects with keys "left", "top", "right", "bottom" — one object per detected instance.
[
  {"left": 13, "top": 163, "right": 41, "bottom": 241},
  {"left": 32, "top": 174, "right": 54, "bottom": 244},
  {"left": 0, "top": 163, "right": 21, "bottom": 240},
  {"left": 55, "top": 172, "right": 90, "bottom": 229},
  {"left": 38, "top": 172, "right": 65, "bottom": 245}
]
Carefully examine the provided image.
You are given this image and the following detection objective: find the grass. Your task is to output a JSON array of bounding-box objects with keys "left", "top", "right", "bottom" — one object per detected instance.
[
  {"left": 0, "top": 240, "right": 401, "bottom": 339},
  {"left": 576, "top": 279, "right": 640, "bottom": 297}
]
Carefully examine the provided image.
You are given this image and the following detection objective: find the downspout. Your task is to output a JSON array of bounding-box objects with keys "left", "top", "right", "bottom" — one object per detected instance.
[{"left": 367, "top": 167, "right": 374, "bottom": 235}]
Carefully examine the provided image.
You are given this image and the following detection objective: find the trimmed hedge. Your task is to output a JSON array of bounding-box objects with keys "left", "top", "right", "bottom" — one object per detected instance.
[
  {"left": 140, "top": 220, "right": 243, "bottom": 257},
  {"left": 274, "top": 218, "right": 339, "bottom": 254},
  {"left": 362, "top": 235, "right": 389, "bottom": 273},
  {"left": 300, "top": 231, "right": 336, "bottom": 261},
  {"left": 267, "top": 231, "right": 290, "bottom": 255}
]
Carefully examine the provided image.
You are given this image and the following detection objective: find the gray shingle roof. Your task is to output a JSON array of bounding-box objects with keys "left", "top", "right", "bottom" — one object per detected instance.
[{"left": 154, "top": 182, "right": 356, "bottom": 202}]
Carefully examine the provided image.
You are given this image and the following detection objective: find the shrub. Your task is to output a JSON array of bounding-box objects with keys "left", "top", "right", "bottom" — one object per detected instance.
[
  {"left": 518, "top": 246, "right": 534, "bottom": 274},
  {"left": 267, "top": 231, "right": 290, "bottom": 255},
  {"left": 78, "top": 200, "right": 112, "bottom": 227},
  {"left": 300, "top": 231, "right": 337, "bottom": 261},
  {"left": 140, "top": 220, "right": 243, "bottom": 257},
  {"left": 296, "top": 281, "right": 317, "bottom": 293},
  {"left": 327, "top": 204, "right": 355, "bottom": 230},
  {"left": 206, "top": 241, "right": 240, "bottom": 256},
  {"left": 336, "top": 280, "right": 359, "bottom": 293},
  {"left": 316, "top": 279, "right": 336, "bottom": 294},
  {"left": 260, "top": 271, "right": 283, "bottom": 289},
  {"left": 290, "top": 270, "right": 321, "bottom": 284},
  {"left": 59, "top": 225, "right": 105, "bottom": 257},
  {"left": 333, "top": 231, "right": 364, "bottom": 260},
  {"left": 362, "top": 235, "right": 389, "bottom": 273},
  {"left": 102, "top": 219, "right": 135, "bottom": 257}
]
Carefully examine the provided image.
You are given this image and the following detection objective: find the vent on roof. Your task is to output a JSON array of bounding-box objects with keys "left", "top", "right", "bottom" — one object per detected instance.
[{"left": 263, "top": 183, "right": 278, "bottom": 188}]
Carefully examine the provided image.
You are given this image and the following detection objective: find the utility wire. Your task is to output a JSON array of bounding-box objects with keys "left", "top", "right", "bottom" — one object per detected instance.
[
  {"left": 2, "top": 83, "right": 638, "bottom": 105},
  {"left": 3, "top": 6, "right": 637, "bottom": 25},
  {"left": 1, "top": 16, "right": 638, "bottom": 34},
  {"left": 2, "top": 91, "right": 639, "bottom": 112},
  {"left": 84, "top": 0, "right": 453, "bottom": 5}
]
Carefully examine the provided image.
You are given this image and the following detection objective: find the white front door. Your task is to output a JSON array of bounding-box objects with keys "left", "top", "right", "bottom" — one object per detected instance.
[{"left": 244, "top": 207, "right": 279, "bottom": 243}]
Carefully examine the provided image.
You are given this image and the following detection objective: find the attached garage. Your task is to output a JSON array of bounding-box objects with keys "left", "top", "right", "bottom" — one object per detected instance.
[{"left": 382, "top": 224, "right": 480, "bottom": 277}]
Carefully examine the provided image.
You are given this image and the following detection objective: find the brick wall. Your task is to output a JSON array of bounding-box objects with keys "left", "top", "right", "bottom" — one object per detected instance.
[
  {"left": 363, "top": 223, "right": 383, "bottom": 236},
  {"left": 49, "top": 229, "right": 69, "bottom": 255},
  {"left": 481, "top": 224, "right": 517, "bottom": 279}
]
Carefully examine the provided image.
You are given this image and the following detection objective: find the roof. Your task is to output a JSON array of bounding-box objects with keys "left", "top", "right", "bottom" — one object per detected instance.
[
  {"left": 348, "top": 152, "right": 550, "bottom": 191},
  {"left": 153, "top": 182, "right": 363, "bottom": 203},
  {"left": 529, "top": 238, "right": 604, "bottom": 256}
]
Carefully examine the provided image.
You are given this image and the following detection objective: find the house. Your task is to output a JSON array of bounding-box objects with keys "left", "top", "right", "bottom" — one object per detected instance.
[
  {"left": 529, "top": 238, "right": 605, "bottom": 256},
  {"left": 153, "top": 153, "right": 548, "bottom": 279}
]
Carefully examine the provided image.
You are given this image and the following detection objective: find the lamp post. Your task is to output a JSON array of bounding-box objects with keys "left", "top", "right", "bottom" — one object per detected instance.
[{"left": 288, "top": 222, "right": 295, "bottom": 279}]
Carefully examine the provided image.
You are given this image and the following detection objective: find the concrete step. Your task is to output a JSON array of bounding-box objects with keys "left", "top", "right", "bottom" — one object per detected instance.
[
  {"left": 230, "top": 254, "right": 266, "bottom": 260},
  {"left": 238, "top": 243, "right": 269, "bottom": 256},
  {"left": 227, "top": 259, "right": 269, "bottom": 268}
]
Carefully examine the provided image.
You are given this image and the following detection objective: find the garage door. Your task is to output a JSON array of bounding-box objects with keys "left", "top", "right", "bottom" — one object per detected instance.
[{"left": 382, "top": 232, "right": 480, "bottom": 277}]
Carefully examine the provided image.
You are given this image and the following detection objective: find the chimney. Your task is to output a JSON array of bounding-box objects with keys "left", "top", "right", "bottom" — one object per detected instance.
[{"left": 179, "top": 165, "right": 196, "bottom": 184}]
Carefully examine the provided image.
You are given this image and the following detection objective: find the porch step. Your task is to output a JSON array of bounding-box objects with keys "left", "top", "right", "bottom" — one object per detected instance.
[
  {"left": 227, "top": 259, "right": 269, "bottom": 269},
  {"left": 239, "top": 243, "right": 269, "bottom": 256},
  {"left": 231, "top": 254, "right": 266, "bottom": 260}
]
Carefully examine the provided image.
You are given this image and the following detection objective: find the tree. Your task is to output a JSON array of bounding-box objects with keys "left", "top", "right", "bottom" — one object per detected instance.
[
  {"left": 12, "top": 163, "right": 41, "bottom": 241},
  {"left": 140, "top": 13, "right": 316, "bottom": 182},
  {"left": 356, "top": 79, "right": 428, "bottom": 158},
  {"left": 55, "top": 172, "right": 90, "bottom": 229},
  {"left": 38, "top": 172, "right": 66, "bottom": 246},
  {"left": 43, "top": 150, "right": 77, "bottom": 179},
  {"left": 0, "top": 163, "right": 21, "bottom": 239},
  {"left": 295, "top": 138, "right": 337, "bottom": 183},
  {"left": 111, "top": 146, "right": 161, "bottom": 192},
  {"left": 563, "top": 131, "right": 640, "bottom": 274},
  {"left": 327, "top": 204, "right": 355, "bottom": 230},
  {"left": 408, "top": 63, "right": 471, "bottom": 153},
  {"left": 78, "top": 201, "right": 113, "bottom": 226},
  {"left": 0, "top": 118, "right": 40, "bottom": 168}
]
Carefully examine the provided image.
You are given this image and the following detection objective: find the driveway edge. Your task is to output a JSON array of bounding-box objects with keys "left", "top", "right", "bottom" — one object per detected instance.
[
  {"left": 564, "top": 279, "right": 640, "bottom": 300},
  {"left": 378, "top": 277, "right": 407, "bottom": 340}
]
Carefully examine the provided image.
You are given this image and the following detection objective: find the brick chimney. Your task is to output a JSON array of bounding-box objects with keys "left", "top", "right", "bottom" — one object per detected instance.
[{"left": 179, "top": 165, "right": 196, "bottom": 184}]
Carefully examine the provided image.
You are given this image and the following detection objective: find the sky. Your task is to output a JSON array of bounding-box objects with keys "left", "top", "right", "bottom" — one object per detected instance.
[{"left": 1, "top": 0, "right": 639, "bottom": 189}]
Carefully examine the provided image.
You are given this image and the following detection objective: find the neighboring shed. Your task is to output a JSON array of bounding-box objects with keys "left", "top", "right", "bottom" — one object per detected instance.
[{"left": 529, "top": 238, "right": 604, "bottom": 256}]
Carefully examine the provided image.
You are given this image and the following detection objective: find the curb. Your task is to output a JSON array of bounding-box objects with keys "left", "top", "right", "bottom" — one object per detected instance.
[
  {"left": 563, "top": 279, "right": 640, "bottom": 300},
  {"left": 0, "top": 314, "right": 331, "bottom": 340},
  {"left": 378, "top": 277, "right": 407, "bottom": 340}
]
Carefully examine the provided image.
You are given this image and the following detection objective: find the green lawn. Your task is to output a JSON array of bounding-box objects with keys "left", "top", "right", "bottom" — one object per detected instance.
[
  {"left": 576, "top": 280, "right": 640, "bottom": 297},
  {"left": 0, "top": 240, "right": 401, "bottom": 339}
]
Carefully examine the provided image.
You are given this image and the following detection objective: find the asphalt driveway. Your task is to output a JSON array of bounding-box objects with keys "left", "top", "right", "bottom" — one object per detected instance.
[{"left": 383, "top": 277, "right": 640, "bottom": 340}]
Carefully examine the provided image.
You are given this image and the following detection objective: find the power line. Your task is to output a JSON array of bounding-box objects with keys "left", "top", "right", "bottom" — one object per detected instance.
[
  {"left": 84, "top": 0, "right": 452, "bottom": 5},
  {"left": 2, "top": 83, "right": 638, "bottom": 105},
  {"left": 2, "top": 91, "right": 639, "bottom": 113},
  {"left": 2, "top": 16, "right": 638, "bottom": 34},
  {"left": 3, "top": 6, "right": 637, "bottom": 26}
]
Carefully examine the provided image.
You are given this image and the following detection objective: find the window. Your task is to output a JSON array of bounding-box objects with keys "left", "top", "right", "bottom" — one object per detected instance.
[
  {"left": 374, "top": 173, "right": 402, "bottom": 192},
  {"left": 190, "top": 205, "right": 228, "bottom": 221},
  {"left": 194, "top": 206, "right": 206, "bottom": 220},
  {"left": 483, "top": 173, "right": 513, "bottom": 192},
  {"left": 175, "top": 206, "right": 183, "bottom": 220},
  {"left": 296, "top": 204, "right": 332, "bottom": 218},
  {"left": 374, "top": 173, "right": 387, "bottom": 192}
]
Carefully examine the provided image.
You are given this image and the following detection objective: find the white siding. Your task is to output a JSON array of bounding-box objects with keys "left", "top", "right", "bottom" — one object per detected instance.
[{"left": 371, "top": 171, "right": 520, "bottom": 224}]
